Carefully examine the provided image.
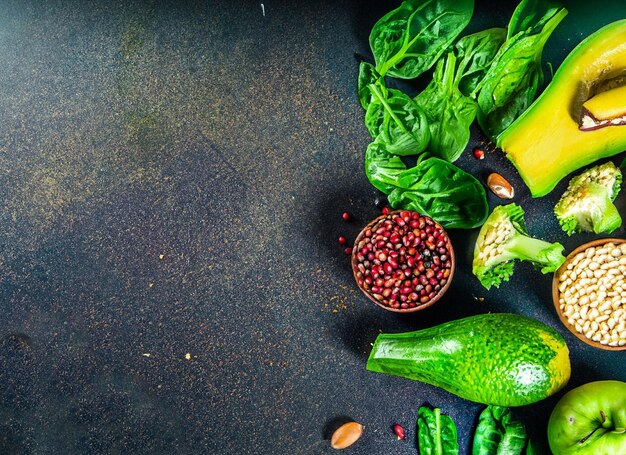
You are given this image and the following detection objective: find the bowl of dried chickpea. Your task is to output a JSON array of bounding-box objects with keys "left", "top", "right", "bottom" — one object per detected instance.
[{"left": 552, "top": 238, "right": 626, "bottom": 350}]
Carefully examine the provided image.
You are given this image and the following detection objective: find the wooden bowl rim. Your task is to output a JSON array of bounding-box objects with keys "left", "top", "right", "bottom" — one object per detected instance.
[
  {"left": 552, "top": 237, "right": 626, "bottom": 351},
  {"left": 351, "top": 210, "right": 455, "bottom": 313}
]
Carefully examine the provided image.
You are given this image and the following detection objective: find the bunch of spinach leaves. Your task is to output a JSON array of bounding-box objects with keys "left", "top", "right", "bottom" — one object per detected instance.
[
  {"left": 359, "top": 0, "right": 487, "bottom": 229},
  {"left": 416, "top": 405, "right": 533, "bottom": 455},
  {"left": 412, "top": 28, "right": 507, "bottom": 162},
  {"left": 357, "top": 0, "right": 565, "bottom": 229},
  {"left": 474, "top": 0, "right": 567, "bottom": 139},
  {"left": 365, "top": 141, "right": 488, "bottom": 228},
  {"left": 414, "top": 52, "right": 478, "bottom": 162},
  {"left": 472, "top": 406, "right": 534, "bottom": 455},
  {"left": 370, "top": 0, "right": 474, "bottom": 79}
]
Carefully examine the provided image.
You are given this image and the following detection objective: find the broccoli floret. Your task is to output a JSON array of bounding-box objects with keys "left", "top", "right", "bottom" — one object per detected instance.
[
  {"left": 554, "top": 162, "right": 623, "bottom": 235},
  {"left": 473, "top": 204, "right": 565, "bottom": 289}
]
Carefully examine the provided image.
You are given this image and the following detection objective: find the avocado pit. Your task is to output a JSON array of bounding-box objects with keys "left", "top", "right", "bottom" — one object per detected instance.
[{"left": 579, "top": 84, "right": 626, "bottom": 131}]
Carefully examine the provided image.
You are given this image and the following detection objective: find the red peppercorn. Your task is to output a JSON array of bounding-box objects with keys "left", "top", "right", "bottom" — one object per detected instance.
[
  {"left": 338, "top": 235, "right": 346, "bottom": 245},
  {"left": 473, "top": 147, "right": 485, "bottom": 160},
  {"left": 393, "top": 424, "right": 405, "bottom": 440},
  {"left": 342, "top": 212, "right": 350, "bottom": 221}
]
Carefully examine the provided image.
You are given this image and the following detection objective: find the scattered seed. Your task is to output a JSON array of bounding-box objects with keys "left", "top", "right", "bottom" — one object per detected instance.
[
  {"left": 473, "top": 147, "right": 485, "bottom": 160},
  {"left": 338, "top": 235, "right": 347, "bottom": 245},
  {"left": 487, "top": 173, "right": 515, "bottom": 199},
  {"left": 331, "top": 422, "right": 364, "bottom": 450},
  {"left": 342, "top": 212, "right": 350, "bottom": 221},
  {"left": 392, "top": 424, "right": 405, "bottom": 440}
]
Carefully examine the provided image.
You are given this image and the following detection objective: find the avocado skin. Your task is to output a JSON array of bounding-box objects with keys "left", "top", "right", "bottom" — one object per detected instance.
[
  {"left": 498, "top": 19, "right": 626, "bottom": 197},
  {"left": 367, "top": 313, "right": 571, "bottom": 406}
]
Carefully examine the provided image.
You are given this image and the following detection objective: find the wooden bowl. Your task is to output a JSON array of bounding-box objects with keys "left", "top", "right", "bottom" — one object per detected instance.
[
  {"left": 552, "top": 238, "right": 626, "bottom": 351},
  {"left": 351, "top": 210, "right": 455, "bottom": 313}
]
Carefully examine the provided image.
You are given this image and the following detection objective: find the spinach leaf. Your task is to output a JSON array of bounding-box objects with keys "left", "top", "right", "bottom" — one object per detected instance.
[
  {"left": 472, "top": 406, "right": 507, "bottom": 455},
  {"left": 507, "top": 0, "right": 564, "bottom": 39},
  {"left": 417, "top": 406, "right": 459, "bottom": 455},
  {"left": 415, "top": 53, "right": 478, "bottom": 162},
  {"left": 364, "top": 140, "right": 407, "bottom": 194},
  {"left": 499, "top": 420, "right": 527, "bottom": 454},
  {"left": 388, "top": 156, "right": 488, "bottom": 229},
  {"left": 454, "top": 28, "right": 507, "bottom": 97},
  {"left": 472, "top": 406, "right": 528, "bottom": 455},
  {"left": 369, "top": 0, "right": 474, "bottom": 79},
  {"left": 357, "top": 62, "right": 381, "bottom": 109},
  {"left": 413, "top": 27, "right": 507, "bottom": 161},
  {"left": 365, "top": 82, "right": 430, "bottom": 156},
  {"left": 365, "top": 142, "right": 488, "bottom": 229},
  {"left": 525, "top": 438, "right": 537, "bottom": 455},
  {"left": 474, "top": 0, "right": 567, "bottom": 140}
]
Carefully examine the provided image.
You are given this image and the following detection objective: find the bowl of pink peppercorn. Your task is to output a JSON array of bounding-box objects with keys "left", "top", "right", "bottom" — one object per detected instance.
[{"left": 352, "top": 210, "right": 455, "bottom": 313}]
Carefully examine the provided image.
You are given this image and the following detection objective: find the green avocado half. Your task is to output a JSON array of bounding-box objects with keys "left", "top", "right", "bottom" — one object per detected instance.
[{"left": 498, "top": 19, "right": 626, "bottom": 197}]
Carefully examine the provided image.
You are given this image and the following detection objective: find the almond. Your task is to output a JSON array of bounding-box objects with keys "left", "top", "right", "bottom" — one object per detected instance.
[
  {"left": 487, "top": 173, "right": 515, "bottom": 199},
  {"left": 330, "top": 421, "right": 364, "bottom": 449}
]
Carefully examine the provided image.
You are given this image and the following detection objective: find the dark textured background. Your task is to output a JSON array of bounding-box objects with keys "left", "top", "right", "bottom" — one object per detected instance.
[{"left": 0, "top": 0, "right": 625, "bottom": 454}]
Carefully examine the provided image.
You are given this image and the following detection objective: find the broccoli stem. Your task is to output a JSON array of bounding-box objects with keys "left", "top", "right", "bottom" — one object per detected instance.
[
  {"left": 593, "top": 197, "right": 622, "bottom": 234},
  {"left": 507, "top": 233, "right": 557, "bottom": 265}
]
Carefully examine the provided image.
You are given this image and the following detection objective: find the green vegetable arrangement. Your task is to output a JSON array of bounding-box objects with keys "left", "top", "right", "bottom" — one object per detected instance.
[
  {"left": 357, "top": 0, "right": 566, "bottom": 229},
  {"left": 348, "top": 2, "right": 624, "bottom": 454}
]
